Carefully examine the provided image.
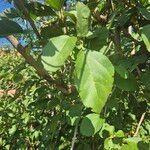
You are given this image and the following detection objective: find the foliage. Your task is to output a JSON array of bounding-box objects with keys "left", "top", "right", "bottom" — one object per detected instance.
[{"left": 0, "top": 0, "right": 150, "bottom": 149}]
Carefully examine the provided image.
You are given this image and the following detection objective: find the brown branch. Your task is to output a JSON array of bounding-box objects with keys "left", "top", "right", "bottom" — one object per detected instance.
[
  {"left": 93, "top": 9, "right": 108, "bottom": 26},
  {"left": 13, "top": 0, "right": 41, "bottom": 39},
  {"left": 112, "top": 29, "right": 123, "bottom": 55},
  {"left": 134, "top": 112, "right": 146, "bottom": 137},
  {"left": 6, "top": 35, "right": 73, "bottom": 95}
]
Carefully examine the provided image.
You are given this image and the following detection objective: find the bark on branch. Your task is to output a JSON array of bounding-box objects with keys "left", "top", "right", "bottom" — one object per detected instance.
[{"left": 6, "top": 35, "right": 73, "bottom": 95}]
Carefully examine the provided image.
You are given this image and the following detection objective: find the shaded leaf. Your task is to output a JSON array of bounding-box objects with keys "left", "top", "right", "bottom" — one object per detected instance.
[
  {"left": 80, "top": 113, "right": 104, "bottom": 136},
  {"left": 138, "top": 7, "right": 150, "bottom": 20},
  {"left": 76, "top": 2, "right": 91, "bottom": 37},
  {"left": 41, "top": 24, "right": 63, "bottom": 39},
  {"left": 0, "top": 8, "right": 20, "bottom": 18},
  {"left": 0, "top": 19, "right": 23, "bottom": 37},
  {"left": 114, "top": 65, "right": 129, "bottom": 79},
  {"left": 115, "top": 73, "right": 138, "bottom": 91},
  {"left": 141, "top": 69, "right": 150, "bottom": 90},
  {"left": 140, "top": 24, "right": 150, "bottom": 52},
  {"left": 87, "top": 27, "right": 109, "bottom": 51},
  {"left": 26, "top": 2, "right": 56, "bottom": 18}
]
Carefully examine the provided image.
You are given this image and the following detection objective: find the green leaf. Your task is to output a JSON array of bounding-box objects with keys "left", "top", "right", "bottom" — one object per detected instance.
[
  {"left": 41, "top": 24, "right": 63, "bottom": 39},
  {"left": 138, "top": 7, "right": 150, "bottom": 20},
  {"left": 64, "top": 10, "right": 77, "bottom": 23},
  {"left": 80, "top": 113, "right": 104, "bottom": 136},
  {"left": 0, "top": 8, "right": 20, "bottom": 18},
  {"left": 66, "top": 104, "right": 82, "bottom": 126},
  {"left": 140, "top": 24, "right": 150, "bottom": 52},
  {"left": 104, "top": 138, "right": 121, "bottom": 150},
  {"left": 0, "top": 19, "right": 23, "bottom": 37},
  {"left": 76, "top": 2, "right": 91, "bottom": 37},
  {"left": 26, "top": 2, "right": 56, "bottom": 18},
  {"left": 13, "top": 73, "right": 23, "bottom": 83},
  {"left": 141, "top": 69, "right": 150, "bottom": 90},
  {"left": 8, "top": 125, "right": 17, "bottom": 135},
  {"left": 75, "top": 50, "right": 114, "bottom": 113},
  {"left": 115, "top": 73, "right": 138, "bottom": 91},
  {"left": 41, "top": 35, "right": 77, "bottom": 72},
  {"left": 114, "top": 65, "right": 129, "bottom": 79},
  {"left": 99, "top": 123, "right": 115, "bottom": 138},
  {"left": 121, "top": 137, "right": 142, "bottom": 150},
  {"left": 46, "top": 0, "right": 64, "bottom": 10},
  {"left": 87, "top": 27, "right": 109, "bottom": 51},
  {"left": 115, "top": 130, "right": 125, "bottom": 137}
]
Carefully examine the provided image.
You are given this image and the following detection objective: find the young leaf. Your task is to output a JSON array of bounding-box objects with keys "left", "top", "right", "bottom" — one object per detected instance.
[
  {"left": 46, "top": 0, "right": 64, "bottom": 10},
  {"left": 76, "top": 2, "right": 91, "bottom": 37},
  {"left": 75, "top": 50, "right": 114, "bottom": 113},
  {"left": 80, "top": 113, "right": 104, "bottom": 136},
  {"left": 0, "top": 19, "right": 23, "bottom": 37},
  {"left": 41, "top": 35, "right": 77, "bottom": 72},
  {"left": 140, "top": 24, "right": 150, "bottom": 52}
]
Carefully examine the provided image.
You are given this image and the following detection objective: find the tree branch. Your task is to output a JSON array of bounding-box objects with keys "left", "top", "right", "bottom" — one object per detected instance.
[
  {"left": 70, "top": 123, "right": 78, "bottom": 150},
  {"left": 13, "top": 0, "right": 41, "bottom": 39},
  {"left": 134, "top": 112, "right": 146, "bottom": 137},
  {"left": 6, "top": 35, "right": 73, "bottom": 95},
  {"left": 112, "top": 29, "right": 123, "bottom": 55}
]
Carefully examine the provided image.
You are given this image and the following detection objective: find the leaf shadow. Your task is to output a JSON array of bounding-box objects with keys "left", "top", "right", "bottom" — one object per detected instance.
[
  {"left": 42, "top": 40, "right": 59, "bottom": 57},
  {"left": 78, "top": 50, "right": 89, "bottom": 90}
]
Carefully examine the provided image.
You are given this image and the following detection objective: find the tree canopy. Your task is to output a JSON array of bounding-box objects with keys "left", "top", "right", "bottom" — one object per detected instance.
[{"left": 0, "top": 0, "right": 150, "bottom": 149}]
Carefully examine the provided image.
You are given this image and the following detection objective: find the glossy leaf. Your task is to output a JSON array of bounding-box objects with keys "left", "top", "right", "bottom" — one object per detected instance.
[
  {"left": 75, "top": 50, "right": 114, "bottom": 113},
  {"left": 80, "top": 113, "right": 104, "bottom": 136},
  {"left": 41, "top": 35, "right": 77, "bottom": 72},
  {"left": 76, "top": 2, "right": 91, "bottom": 37},
  {"left": 0, "top": 19, "right": 23, "bottom": 37}
]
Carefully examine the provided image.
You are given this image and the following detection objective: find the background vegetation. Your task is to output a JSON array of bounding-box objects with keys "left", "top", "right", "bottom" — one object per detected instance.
[{"left": 0, "top": 0, "right": 150, "bottom": 149}]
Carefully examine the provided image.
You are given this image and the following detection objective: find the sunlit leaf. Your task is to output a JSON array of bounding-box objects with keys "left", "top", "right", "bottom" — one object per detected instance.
[
  {"left": 75, "top": 50, "right": 114, "bottom": 113},
  {"left": 41, "top": 35, "right": 77, "bottom": 72}
]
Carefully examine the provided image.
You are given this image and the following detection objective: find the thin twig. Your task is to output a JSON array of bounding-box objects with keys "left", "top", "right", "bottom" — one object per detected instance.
[
  {"left": 60, "top": 8, "right": 67, "bottom": 34},
  {"left": 112, "top": 29, "right": 123, "bottom": 55},
  {"left": 70, "top": 123, "right": 78, "bottom": 150},
  {"left": 134, "top": 112, "right": 146, "bottom": 137}
]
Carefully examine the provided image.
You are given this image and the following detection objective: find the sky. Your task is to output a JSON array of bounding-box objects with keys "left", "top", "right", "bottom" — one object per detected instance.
[{"left": 0, "top": 0, "right": 13, "bottom": 46}]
